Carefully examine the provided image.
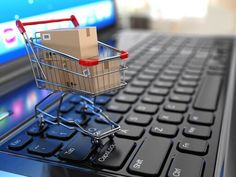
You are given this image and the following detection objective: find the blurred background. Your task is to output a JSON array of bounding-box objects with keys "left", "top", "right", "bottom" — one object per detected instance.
[{"left": 116, "top": 0, "right": 236, "bottom": 35}]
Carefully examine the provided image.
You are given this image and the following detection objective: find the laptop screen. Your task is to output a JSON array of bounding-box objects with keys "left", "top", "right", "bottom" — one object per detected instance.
[{"left": 0, "top": 0, "right": 116, "bottom": 65}]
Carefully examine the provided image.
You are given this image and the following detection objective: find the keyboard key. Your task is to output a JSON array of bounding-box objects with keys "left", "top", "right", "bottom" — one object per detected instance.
[
  {"left": 175, "top": 87, "right": 195, "bottom": 95},
  {"left": 116, "top": 124, "right": 145, "bottom": 140},
  {"left": 62, "top": 112, "right": 89, "bottom": 125},
  {"left": 134, "top": 104, "right": 159, "bottom": 114},
  {"left": 182, "top": 74, "right": 200, "bottom": 81},
  {"left": 150, "top": 123, "right": 178, "bottom": 138},
  {"left": 194, "top": 75, "right": 222, "bottom": 111},
  {"left": 143, "top": 68, "right": 160, "bottom": 75},
  {"left": 8, "top": 135, "right": 32, "bottom": 150},
  {"left": 142, "top": 95, "right": 164, "bottom": 104},
  {"left": 69, "top": 95, "right": 81, "bottom": 104},
  {"left": 164, "top": 102, "right": 187, "bottom": 113},
  {"left": 164, "top": 69, "right": 180, "bottom": 76},
  {"left": 107, "top": 102, "right": 131, "bottom": 113},
  {"left": 178, "top": 80, "right": 198, "bottom": 87},
  {"left": 183, "top": 125, "right": 211, "bottom": 139},
  {"left": 168, "top": 154, "right": 204, "bottom": 177},
  {"left": 124, "top": 86, "right": 144, "bottom": 95},
  {"left": 157, "top": 111, "right": 183, "bottom": 124},
  {"left": 27, "top": 124, "right": 48, "bottom": 136},
  {"left": 126, "top": 114, "right": 152, "bottom": 126},
  {"left": 178, "top": 137, "right": 208, "bottom": 155},
  {"left": 59, "top": 102, "right": 74, "bottom": 113},
  {"left": 46, "top": 125, "right": 76, "bottom": 140},
  {"left": 94, "top": 138, "right": 135, "bottom": 170},
  {"left": 149, "top": 87, "right": 169, "bottom": 96},
  {"left": 95, "top": 112, "right": 122, "bottom": 124},
  {"left": 28, "top": 139, "right": 62, "bottom": 157},
  {"left": 131, "top": 79, "right": 150, "bottom": 87},
  {"left": 137, "top": 74, "right": 155, "bottom": 81},
  {"left": 154, "top": 80, "right": 174, "bottom": 88},
  {"left": 188, "top": 111, "right": 214, "bottom": 125},
  {"left": 128, "top": 137, "right": 171, "bottom": 176},
  {"left": 169, "top": 94, "right": 191, "bottom": 103},
  {"left": 160, "top": 74, "right": 177, "bottom": 81},
  {"left": 116, "top": 94, "right": 138, "bottom": 103},
  {"left": 95, "top": 96, "right": 111, "bottom": 105},
  {"left": 59, "top": 134, "right": 94, "bottom": 162}
]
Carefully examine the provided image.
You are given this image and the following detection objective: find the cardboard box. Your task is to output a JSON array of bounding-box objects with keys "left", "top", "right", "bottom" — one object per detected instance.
[{"left": 40, "top": 27, "right": 121, "bottom": 93}]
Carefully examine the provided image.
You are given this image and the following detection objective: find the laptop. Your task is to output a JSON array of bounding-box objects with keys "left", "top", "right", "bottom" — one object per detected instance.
[{"left": 0, "top": 0, "right": 235, "bottom": 177}]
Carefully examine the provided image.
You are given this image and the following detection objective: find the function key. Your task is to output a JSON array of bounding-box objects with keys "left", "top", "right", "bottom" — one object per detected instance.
[
  {"left": 8, "top": 135, "right": 32, "bottom": 150},
  {"left": 157, "top": 111, "right": 183, "bottom": 124},
  {"left": 128, "top": 137, "right": 171, "bottom": 176},
  {"left": 178, "top": 137, "right": 208, "bottom": 155},
  {"left": 93, "top": 138, "right": 135, "bottom": 170},
  {"left": 116, "top": 124, "right": 145, "bottom": 140},
  {"left": 188, "top": 111, "right": 214, "bottom": 125},
  {"left": 164, "top": 102, "right": 187, "bottom": 113},
  {"left": 149, "top": 87, "right": 169, "bottom": 96},
  {"left": 169, "top": 93, "right": 191, "bottom": 103},
  {"left": 168, "top": 153, "right": 204, "bottom": 177},
  {"left": 134, "top": 103, "right": 159, "bottom": 114},
  {"left": 46, "top": 125, "right": 76, "bottom": 140},
  {"left": 183, "top": 125, "right": 211, "bottom": 139},
  {"left": 106, "top": 102, "right": 131, "bottom": 113},
  {"left": 28, "top": 139, "right": 62, "bottom": 157},
  {"left": 116, "top": 94, "right": 138, "bottom": 104},
  {"left": 142, "top": 95, "right": 164, "bottom": 104},
  {"left": 126, "top": 114, "right": 152, "bottom": 126},
  {"left": 27, "top": 123, "right": 48, "bottom": 136},
  {"left": 150, "top": 123, "right": 178, "bottom": 138}
]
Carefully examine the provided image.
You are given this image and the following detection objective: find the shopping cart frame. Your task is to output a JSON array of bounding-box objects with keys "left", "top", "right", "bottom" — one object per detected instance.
[{"left": 16, "top": 15, "right": 129, "bottom": 143}]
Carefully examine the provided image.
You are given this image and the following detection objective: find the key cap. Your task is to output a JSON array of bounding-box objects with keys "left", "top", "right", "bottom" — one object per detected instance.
[
  {"left": 178, "top": 137, "right": 208, "bottom": 155},
  {"left": 178, "top": 80, "right": 198, "bottom": 87},
  {"left": 46, "top": 125, "right": 76, "bottom": 140},
  {"left": 194, "top": 76, "right": 222, "bottom": 111},
  {"left": 169, "top": 93, "right": 191, "bottom": 103},
  {"left": 149, "top": 87, "right": 169, "bottom": 96},
  {"left": 182, "top": 74, "right": 200, "bottom": 81},
  {"left": 124, "top": 86, "right": 144, "bottom": 95},
  {"left": 28, "top": 139, "right": 62, "bottom": 157},
  {"left": 134, "top": 103, "right": 158, "bottom": 114},
  {"left": 59, "top": 134, "right": 94, "bottom": 162},
  {"left": 107, "top": 102, "right": 131, "bottom": 113},
  {"left": 150, "top": 123, "right": 178, "bottom": 138},
  {"left": 59, "top": 102, "right": 74, "bottom": 113},
  {"left": 157, "top": 111, "right": 183, "bottom": 124},
  {"left": 116, "top": 94, "right": 138, "bottom": 104},
  {"left": 168, "top": 153, "right": 204, "bottom": 177},
  {"left": 94, "top": 138, "right": 135, "bottom": 170},
  {"left": 137, "top": 74, "right": 155, "bottom": 81},
  {"left": 188, "top": 111, "right": 214, "bottom": 125},
  {"left": 164, "top": 102, "right": 187, "bottom": 113},
  {"left": 95, "top": 96, "right": 111, "bottom": 105},
  {"left": 27, "top": 124, "right": 48, "bottom": 136},
  {"left": 131, "top": 79, "right": 150, "bottom": 87},
  {"left": 142, "top": 95, "right": 164, "bottom": 104},
  {"left": 69, "top": 95, "right": 81, "bottom": 104},
  {"left": 128, "top": 137, "right": 171, "bottom": 176},
  {"left": 160, "top": 74, "right": 177, "bottom": 81},
  {"left": 116, "top": 124, "right": 145, "bottom": 140},
  {"left": 154, "top": 80, "right": 174, "bottom": 88},
  {"left": 175, "top": 87, "right": 195, "bottom": 95},
  {"left": 95, "top": 112, "right": 122, "bottom": 124},
  {"left": 143, "top": 68, "right": 160, "bottom": 75},
  {"left": 183, "top": 125, "right": 211, "bottom": 139},
  {"left": 126, "top": 114, "right": 152, "bottom": 126},
  {"left": 8, "top": 135, "right": 32, "bottom": 150},
  {"left": 164, "top": 69, "right": 180, "bottom": 76}
]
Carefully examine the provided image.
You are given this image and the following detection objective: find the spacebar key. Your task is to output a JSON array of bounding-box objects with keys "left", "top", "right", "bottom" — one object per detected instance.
[
  {"left": 194, "top": 75, "right": 222, "bottom": 111},
  {"left": 128, "top": 137, "right": 171, "bottom": 176}
]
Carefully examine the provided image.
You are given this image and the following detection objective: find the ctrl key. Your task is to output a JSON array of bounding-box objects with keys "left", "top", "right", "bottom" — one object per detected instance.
[{"left": 168, "top": 154, "right": 204, "bottom": 177}]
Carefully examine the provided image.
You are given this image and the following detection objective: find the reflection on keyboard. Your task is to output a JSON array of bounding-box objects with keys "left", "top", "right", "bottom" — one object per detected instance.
[{"left": 0, "top": 34, "right": 233, "bottom": 177}]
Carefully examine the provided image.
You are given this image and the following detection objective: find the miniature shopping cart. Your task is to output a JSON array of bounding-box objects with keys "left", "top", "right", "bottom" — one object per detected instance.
[{"left": 16, "top": 15, "right": 128, "bottom": 144}]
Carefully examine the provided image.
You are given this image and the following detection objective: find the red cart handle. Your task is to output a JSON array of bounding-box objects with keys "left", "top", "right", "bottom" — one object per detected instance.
[{"left": 16, "top": 15, "right": 79, "bottom": 34}]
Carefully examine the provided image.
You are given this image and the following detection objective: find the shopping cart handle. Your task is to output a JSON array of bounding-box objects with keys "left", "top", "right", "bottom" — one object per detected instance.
[
  {"left": 16, "top": 15, "right": 79, "bottom": 34},
  {"left": 120, "top": 51, "right": 128, "bottom": 60},
  {"left": 79, "top": 58, "right": 99, "bottom": 66}
]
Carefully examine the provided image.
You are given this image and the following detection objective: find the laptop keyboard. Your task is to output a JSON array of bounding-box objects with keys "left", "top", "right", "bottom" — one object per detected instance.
[{"left": 0, "top": 34, "right": 233, "bottom": 177}]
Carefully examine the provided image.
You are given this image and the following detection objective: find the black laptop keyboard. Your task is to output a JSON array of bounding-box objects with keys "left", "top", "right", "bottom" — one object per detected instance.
[{"left": 0, "top": 34, "right": 233, "bottom": 177}]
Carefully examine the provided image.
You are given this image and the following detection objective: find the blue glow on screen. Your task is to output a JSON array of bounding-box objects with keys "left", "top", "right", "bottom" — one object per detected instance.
[{"left": 0, "top": 0, "right": 116, "bottom": 64}]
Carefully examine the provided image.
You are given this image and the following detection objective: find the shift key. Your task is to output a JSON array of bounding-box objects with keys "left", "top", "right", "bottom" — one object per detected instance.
[{"left": 128, "top": 137, "right": 172, "bottom": 176}]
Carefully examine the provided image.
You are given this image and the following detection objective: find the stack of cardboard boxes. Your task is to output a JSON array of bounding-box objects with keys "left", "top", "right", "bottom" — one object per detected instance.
[{"left": 40, "top": 27, "right": 120, "bottom": 93}]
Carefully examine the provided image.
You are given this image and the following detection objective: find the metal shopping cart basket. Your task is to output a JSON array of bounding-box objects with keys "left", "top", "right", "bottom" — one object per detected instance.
[{"left": 16, "top": 15, "right": 128, "bottom": 144}]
